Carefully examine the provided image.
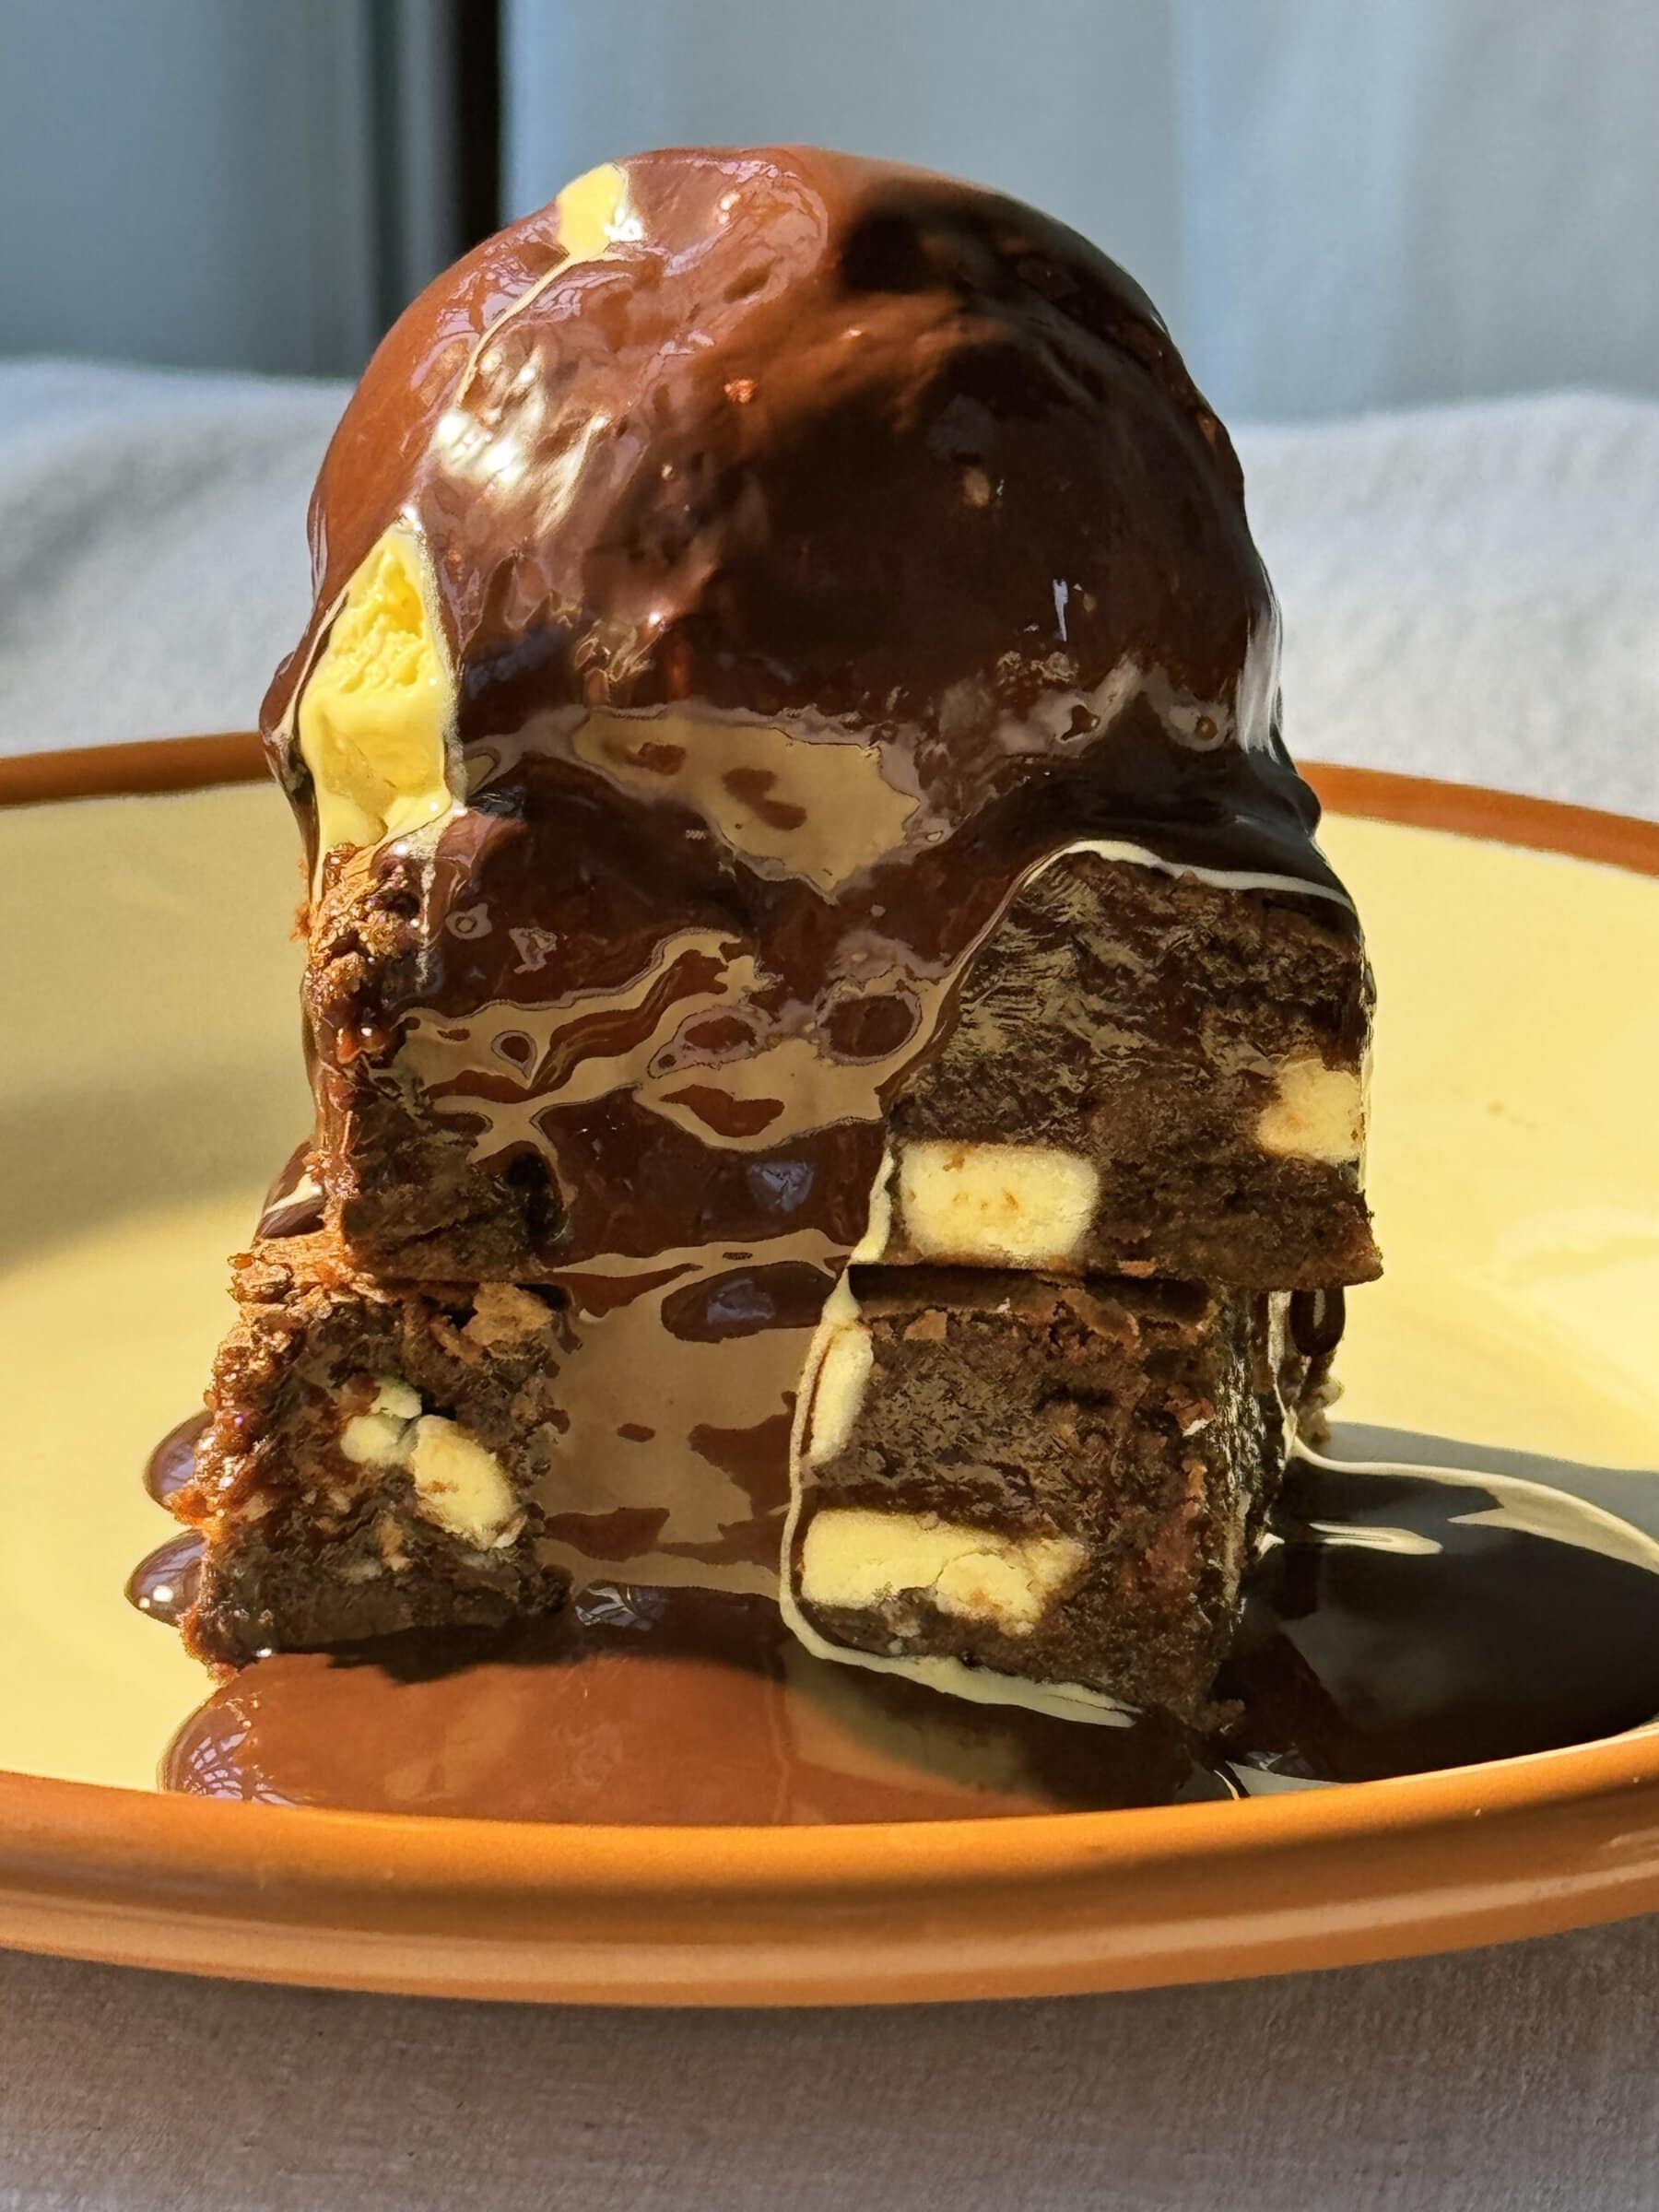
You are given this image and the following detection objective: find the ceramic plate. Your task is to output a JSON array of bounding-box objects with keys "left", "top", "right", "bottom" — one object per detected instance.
[{"left": 1, "top": 737, "right": 1655, "bottom": 2006}]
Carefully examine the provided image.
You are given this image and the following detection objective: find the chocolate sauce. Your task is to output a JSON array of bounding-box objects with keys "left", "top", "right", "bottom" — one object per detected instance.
[
  {"left": 1288, "top": 1288, "right": 1346, "bottom": 1362},
  {"left": 143, "top": 1411, "right": 207, "bottom": 1503},
  {"left": 134, "top": 1418, "right": 209, "bottom": 1625},
  {"left": 275, "top": 150, "right": 1328, "bottom": 889},
  {"left": 160, "top": 1587, "right": 1228, "bottom": 1823},
  {"left": 1218, "top": 1439, "right": 1659, "bottom": 1782},
  {"left": 149, "top": 1425, "right": 1659, "bottom": 1822},
  {"left": 259, "top": 149, "right": 1362, "bottom": 1586},
  {"left": 126, "top": 1533, "right": 203, "bottom": 1628},
  {"left": 255, "top": 1142, "right": 324, "bottom": 1241}
]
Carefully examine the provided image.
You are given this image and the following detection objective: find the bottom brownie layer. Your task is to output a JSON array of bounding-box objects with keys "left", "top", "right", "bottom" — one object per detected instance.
[
  {"left": 172, "top": 1235, "right": 571, "bottom": 1665},
  {"left": 785, "top": 1268, "right": 1316, "bottom": 1725}
]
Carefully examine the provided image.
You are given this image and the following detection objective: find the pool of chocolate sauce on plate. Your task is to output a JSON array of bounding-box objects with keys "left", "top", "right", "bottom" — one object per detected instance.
[{"left": 135, "top": 1419, "right": 1659, "bottom": 1823}]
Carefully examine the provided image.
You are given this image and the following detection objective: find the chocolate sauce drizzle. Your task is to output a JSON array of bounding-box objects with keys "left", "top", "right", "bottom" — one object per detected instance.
[
  {"left": 139, "top": 1422, "right": 1659, "bottom": 1823},
  {"left": 131, "top": 1417, "right": 208, "bottom": 1626},
  {"left": 143, "top": 1411, "right": 209, "bottom": 1505},
  {"left": 126, "top": 1533, "right": 203, "bottom": 1629},
  {"left": 261, "top": 148, "right": 1361, "bottom": 1588}
]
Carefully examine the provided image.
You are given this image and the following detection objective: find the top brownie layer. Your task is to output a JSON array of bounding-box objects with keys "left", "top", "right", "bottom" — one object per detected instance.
[
  {"left": 261, "top": 147, "right": 1371, "bottom": 1301},
  {"left": 301, "top": 844, "right": 1377, "bottom": 1288},
  {"left": 872, "top": 853, "right": 1378, "bottom": 1288}
]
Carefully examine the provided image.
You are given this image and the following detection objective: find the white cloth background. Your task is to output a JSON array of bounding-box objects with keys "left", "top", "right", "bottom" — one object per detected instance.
[{"left": 1, "top": 367, "right": 1655, "bottom": 2207}]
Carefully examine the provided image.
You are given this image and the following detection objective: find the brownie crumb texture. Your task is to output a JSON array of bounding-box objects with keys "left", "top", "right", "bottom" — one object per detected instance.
[
  {"left": 173, "top": 1238, "right": 571, "bottom": 1664},
  {"left": 784, "top": 1270, "right": 1312, "bottom": 1725}
]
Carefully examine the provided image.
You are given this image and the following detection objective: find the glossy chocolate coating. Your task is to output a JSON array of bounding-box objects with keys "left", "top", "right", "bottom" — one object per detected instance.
[
  {"left": 272, "top": 144, "right": 1330, "bottom": 865},
  {"left": 143, "top": 1410, "right": 208, "bottom": 1505},
  {"left": 266, "top": 148, "right": 1357, "bottom": 1587}
]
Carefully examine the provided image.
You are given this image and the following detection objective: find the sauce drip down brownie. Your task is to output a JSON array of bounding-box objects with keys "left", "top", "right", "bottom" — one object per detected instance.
[{"left": 170, "top": 147, "right": 1377, "bottom": 1723}]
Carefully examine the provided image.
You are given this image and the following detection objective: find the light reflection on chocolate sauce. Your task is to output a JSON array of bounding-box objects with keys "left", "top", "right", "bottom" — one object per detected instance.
[
  {"left": 160, "top": 1587, "right": 1229, "bottom": 1823},
  {"left": 126, "top": 1532, "right": 203, "bottom": 1626},
  {"left": 141, "top": 1423, "right": 1659, "bottom": 1825},
  {"left": 1218, "top": 1439, "right": 1659, "bottom": 1783},
  {"left": 133, "top": 1417, "right": 208, "bottom": 1624},
  {"left": 143, "top": 1411, "right": 208, "bottom": 1504}
]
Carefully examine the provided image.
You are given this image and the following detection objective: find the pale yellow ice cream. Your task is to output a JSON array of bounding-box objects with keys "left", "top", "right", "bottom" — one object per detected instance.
[{"left": 297, "top": 528, "right": 454, "bottom": 864}]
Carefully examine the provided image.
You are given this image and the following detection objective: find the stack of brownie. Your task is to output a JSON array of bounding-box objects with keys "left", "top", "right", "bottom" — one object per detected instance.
[
  {"left": 782, "top": 847, "right": 1376, "bottom": 1724},
  {"left": 171, "top": 147, "right": 1379, "bottom": 1727}
]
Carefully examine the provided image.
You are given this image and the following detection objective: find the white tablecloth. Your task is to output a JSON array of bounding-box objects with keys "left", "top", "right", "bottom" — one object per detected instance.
[
  {"left": 5, "top": 1920, "right": 1658, "bottom": 2212},
  {"left": 3, "top": 365, "right": 1655, "bottom": 2211}
]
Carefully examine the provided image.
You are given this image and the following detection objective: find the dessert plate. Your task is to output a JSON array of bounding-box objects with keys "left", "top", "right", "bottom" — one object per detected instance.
[{"left": 0, "top": 737, "right": 1655, "bottom": 2006}]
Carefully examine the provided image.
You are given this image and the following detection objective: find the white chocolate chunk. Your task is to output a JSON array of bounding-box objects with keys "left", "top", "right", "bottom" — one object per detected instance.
[
  {"left": 799, "top": 1507, "right": 1087, "bottom": 1636},
  {"left": 806, "top": 1322, "right": 874, "bottom": 1466},
  {"left": 371, "top": 1375, "right": 422, "bottom": 1421},
  {"left": 338, "top": 1410, "right": 408, "bottom": 1466},
  {"left": 335, "top": 1377, "right": 518, "bottom": 1547},
  {"left": 1255, "top": 1056, "right": 1364, "bottom": 1164},
  {"left": 555, "top": 160, "right": 641, "bottom": 261},
  {"left": 338, "top": 1377, "right": 422, "bottom": 1466},
  {"left": 406, "top": 1415, "right": 519, "bottom": 1547},
  {"left": 847, "top": 1149, "right": 895, "bottom": 1264},
  {"left": 297, "top": 527, "right": 456, "bottom": 865},
  {"left": 897, "top": 1141, "right": 1099, "bottom": 1266}
]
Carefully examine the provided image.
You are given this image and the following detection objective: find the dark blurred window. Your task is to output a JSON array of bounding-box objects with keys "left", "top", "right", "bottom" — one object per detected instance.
[{"left": 0, "top": 0, "right": 500, "bottom": 378}]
